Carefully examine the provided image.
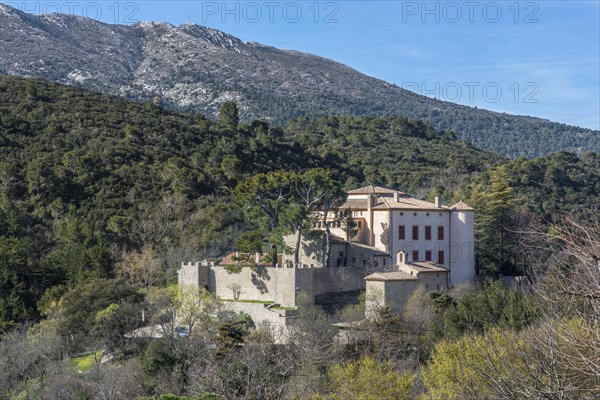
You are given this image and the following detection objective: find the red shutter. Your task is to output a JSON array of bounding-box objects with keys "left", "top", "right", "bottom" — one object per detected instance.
[
  {"left": 413, "top": 250, "right": 419, "bottom": 261},
  {"left": 398, "top": 226, "right": 405, "bottom": 240},
  {"left": 425, "top": 226, "right": 432, "bottom": 240},
  {"left": 438, "top": 226, "right": 444, "bottom": 240},
  {"left": 438, "top": 251, "right": 444, "bottom": 265},
  {"left": 412, "top": 225, "right": 419, "bottom": 240},
  {"left": 425, "top": 250, "right": 432, "bottom": 261}
]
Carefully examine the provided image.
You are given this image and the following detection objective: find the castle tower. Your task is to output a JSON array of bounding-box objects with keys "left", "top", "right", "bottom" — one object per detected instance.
[{"left": 449, "top": 201, "right": 475, "bottom": 285}]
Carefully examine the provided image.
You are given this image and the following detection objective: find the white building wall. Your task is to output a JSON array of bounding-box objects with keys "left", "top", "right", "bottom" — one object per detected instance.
[
  {"left": 390, "top": 210, "right": 451, "bottom": 267},
  {"left": 449, "top": 210, "right": 475, "bottom": 285},
  {"left": 372, "top": 210, "right": 390, "bottom": 254}
]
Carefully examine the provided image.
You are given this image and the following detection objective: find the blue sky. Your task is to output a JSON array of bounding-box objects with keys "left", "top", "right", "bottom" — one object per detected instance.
[{"left": 4, "top": 1, "right": 600, "bottom": 129}]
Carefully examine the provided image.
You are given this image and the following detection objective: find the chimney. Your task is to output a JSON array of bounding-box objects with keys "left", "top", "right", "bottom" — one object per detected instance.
[
  {"left": 368, "top": 194, "right": 376, "bottom": 208},
  {"left": 435, "top": 196, "right": 441, "bottom": 208},
  {"left": 394, "top": 192, "right": 400, "bottom": 202},
  {"left": 396, "top": 250, "right": 406, "bottom": 267}
]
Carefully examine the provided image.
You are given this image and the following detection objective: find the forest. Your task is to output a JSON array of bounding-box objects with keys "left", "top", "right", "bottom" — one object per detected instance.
[{"left": 0, "top": 75, "right": 599, "bottom": 399}]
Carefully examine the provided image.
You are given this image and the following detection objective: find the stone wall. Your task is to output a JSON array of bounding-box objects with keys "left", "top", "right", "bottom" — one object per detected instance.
[
  {"left": 178, "top": 262, "right": 209, "bottom": 290},
  {"left": 365, "top": 279, "right": 419, "bottom": 318},
  {"left": 415, "top": 271, "right": 448, "bottom": 291},
  {"left": 181, "top": 262, "right": 378, "bottom": 309}
]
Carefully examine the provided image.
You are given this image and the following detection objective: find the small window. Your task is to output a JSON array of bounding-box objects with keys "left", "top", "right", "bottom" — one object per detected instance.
[
  {"left": 413, "top": 212, "right": 417, "bottom": 216},
  {"left": 438, "top": 251, "right": 445, "bottom": 265},
  {"left": 436, "top": 283, "right": 440, "bottom": 290},
  {"left": 425, "top": 250, "right": 432, "bottom": 261},
  {"left": 400, "top": 212, "right": 404, "bottom": 216},
  {"left": 383, "top": 258, "right": 386, "bottom": 266},
  {"left": 426, "top": 212, "right": 430, "bottom": 216},
  {"left": 412, "top": 250, "right": 419, "bottom": 261},
  {"left": 339, "top": 251, "right": 344, "bottom": 257},
  {"left": 437, "top": 226, "right": 445, "bottom": 240},
  {"left": 412, "top": 225, "right": 419, "bottom": 240},
  {"left": 425, "top": 226, "right": 432, "bottom": 240},
  {"left": 357, "top": 221, "right": 362, "bottom": 228},
  {"left": 398, "top": 225, "right": 405, "bottom": 240}
]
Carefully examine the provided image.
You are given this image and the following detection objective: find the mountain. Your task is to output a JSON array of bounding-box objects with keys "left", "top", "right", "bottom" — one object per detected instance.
[{"left": 0, "top": 4, "right": 598, "bottom": 158}]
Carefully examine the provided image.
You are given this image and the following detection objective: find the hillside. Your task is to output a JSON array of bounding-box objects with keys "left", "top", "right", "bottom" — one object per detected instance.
[
  {"left": 0, "top": 4, "right": 598, "bottom": 158},
  {"left": 0, "top": 75, "right": 504, "bottom": 323}
]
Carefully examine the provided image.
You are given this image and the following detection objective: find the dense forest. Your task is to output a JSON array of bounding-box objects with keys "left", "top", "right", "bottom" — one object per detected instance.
[{"left": 1, "top": 75, "right": 599, "bottom": 399}]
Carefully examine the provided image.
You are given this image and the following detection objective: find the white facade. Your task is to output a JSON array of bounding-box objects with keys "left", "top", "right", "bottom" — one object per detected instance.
[{"left": 327, "top": 186, "right": 475, "bottom": 286}]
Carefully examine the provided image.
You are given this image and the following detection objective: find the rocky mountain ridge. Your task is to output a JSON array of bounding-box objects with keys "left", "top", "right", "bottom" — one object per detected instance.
[{"left": 1, "top": 3, "right": 597, "bottom": 158}]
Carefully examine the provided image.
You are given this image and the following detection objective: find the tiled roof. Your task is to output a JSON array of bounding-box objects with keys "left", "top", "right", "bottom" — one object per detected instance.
[
  {"left": 406, "top": 261, "right": 448, "bottom": 273},
  {"left": 450, "top": 201, "right": 475, "bottom": 211},
  {"left": 376, "top": 196, "right": 446, "bottom": 210},
  {"left": 339, "top": 195, "right": 449, "bottom": 211},
  {"left": 329, "top": 233, "right": 390, "bottom": 256},
  {"left": 365, "top": 271, "right": 417, "bottom": 281},
  {"left": 338, "top": 199, "right": 369, "bottom": 209},
  {"left": 347, "top": 185, "right": 400, "bottom": 195}
]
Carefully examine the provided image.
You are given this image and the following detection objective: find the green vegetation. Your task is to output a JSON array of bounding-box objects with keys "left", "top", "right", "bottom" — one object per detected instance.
[
  {"left": 68, "top": 351, "right": 101, "bottom": 373},
  {"left": 0, "top": 75, "right": 506, "bottom": 325},
  {"left": 0, "top": 75, "right": 599, "bottom": 399},
  {"left": 220, "top": 299, "right": 273, "bottom": 304}
]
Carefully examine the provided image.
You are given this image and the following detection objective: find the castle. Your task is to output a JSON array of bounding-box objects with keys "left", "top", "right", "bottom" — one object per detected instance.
[{"left": 178, "top": 185, "right": 475, "bottom": 324}]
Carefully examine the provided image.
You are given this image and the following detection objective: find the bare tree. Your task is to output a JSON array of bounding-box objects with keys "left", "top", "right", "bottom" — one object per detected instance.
[
  {"left": 227, "top": 283, "right": 243, "bottom": 300},
  {"left": 116, "top": 245, "right": 166, "bottom": 292}
]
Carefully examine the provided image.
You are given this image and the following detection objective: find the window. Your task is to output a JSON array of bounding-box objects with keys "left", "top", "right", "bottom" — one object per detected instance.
[
  {"left": 436, "top": 283, "right": 440, "bottom": 290},
  {"left": 398, "top": 225, "right": 405, "bottom": 240},
  {"left": 425, "top": 226, "right": 432, "bottom": 240},
  {"left": 437, "top": 226, "right": 444, "bottom": 240},
  {"left": 383, "top": 258, "right": 386, "bottom": 265},
  {"left": 425, "top": 250, "right": 432, "bottom": 261},
  {"left": 438, "top": 251, "right": 444, "bottom": 265},
  {"left": 412, "top": 225, "right": 419, "bottom": 240},
  {"left": 412, "top": 250, "right": 419, "bottom": 261},
  {"left": 357, "top": 221, "right": 362, "bottom": 228},
  {"left": 339, "top": 251, "right": 344, "bottom": 257}
]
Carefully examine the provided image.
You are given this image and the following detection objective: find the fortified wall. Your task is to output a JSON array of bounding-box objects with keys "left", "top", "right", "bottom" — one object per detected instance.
[{"left": 178, "top": 262, "right": 372, "bottom": 308}]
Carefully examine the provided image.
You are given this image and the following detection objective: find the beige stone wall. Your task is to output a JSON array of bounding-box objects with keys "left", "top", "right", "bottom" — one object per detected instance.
[
  {"left": 178, "top": 263, "right": 210, "bottom": 290},
  {"left": 225, "top": 302, "right": 295, "bottom": 343},
  {"left": 384, "top": 279, "right": 419, "bottom": 315},
  {"left": 365, "top": 280, "right": 386, "bottom": 319},
  {"left": 209, "top": 266, "right": 299, "bottom": 307},
  {"left": 365, "top": 279, "right": 419, "bottom": 318},
  {"left": 372, "top": 210, "right": 391, "bottom": 254},
  {"left": 181, "top": 261, "right": 380, "bottom": 310},
  {"left": 416, "top": 271, "right": 448, "bottom": 291},
  {"left": 297, "top": 267, "right": 368, "bottom": 301},
  {"left": 211, "top": 266, "right": 280, "bottom": 303},
  {"left": 396, "top": 264, "right": 448, "bottom": 291}
]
